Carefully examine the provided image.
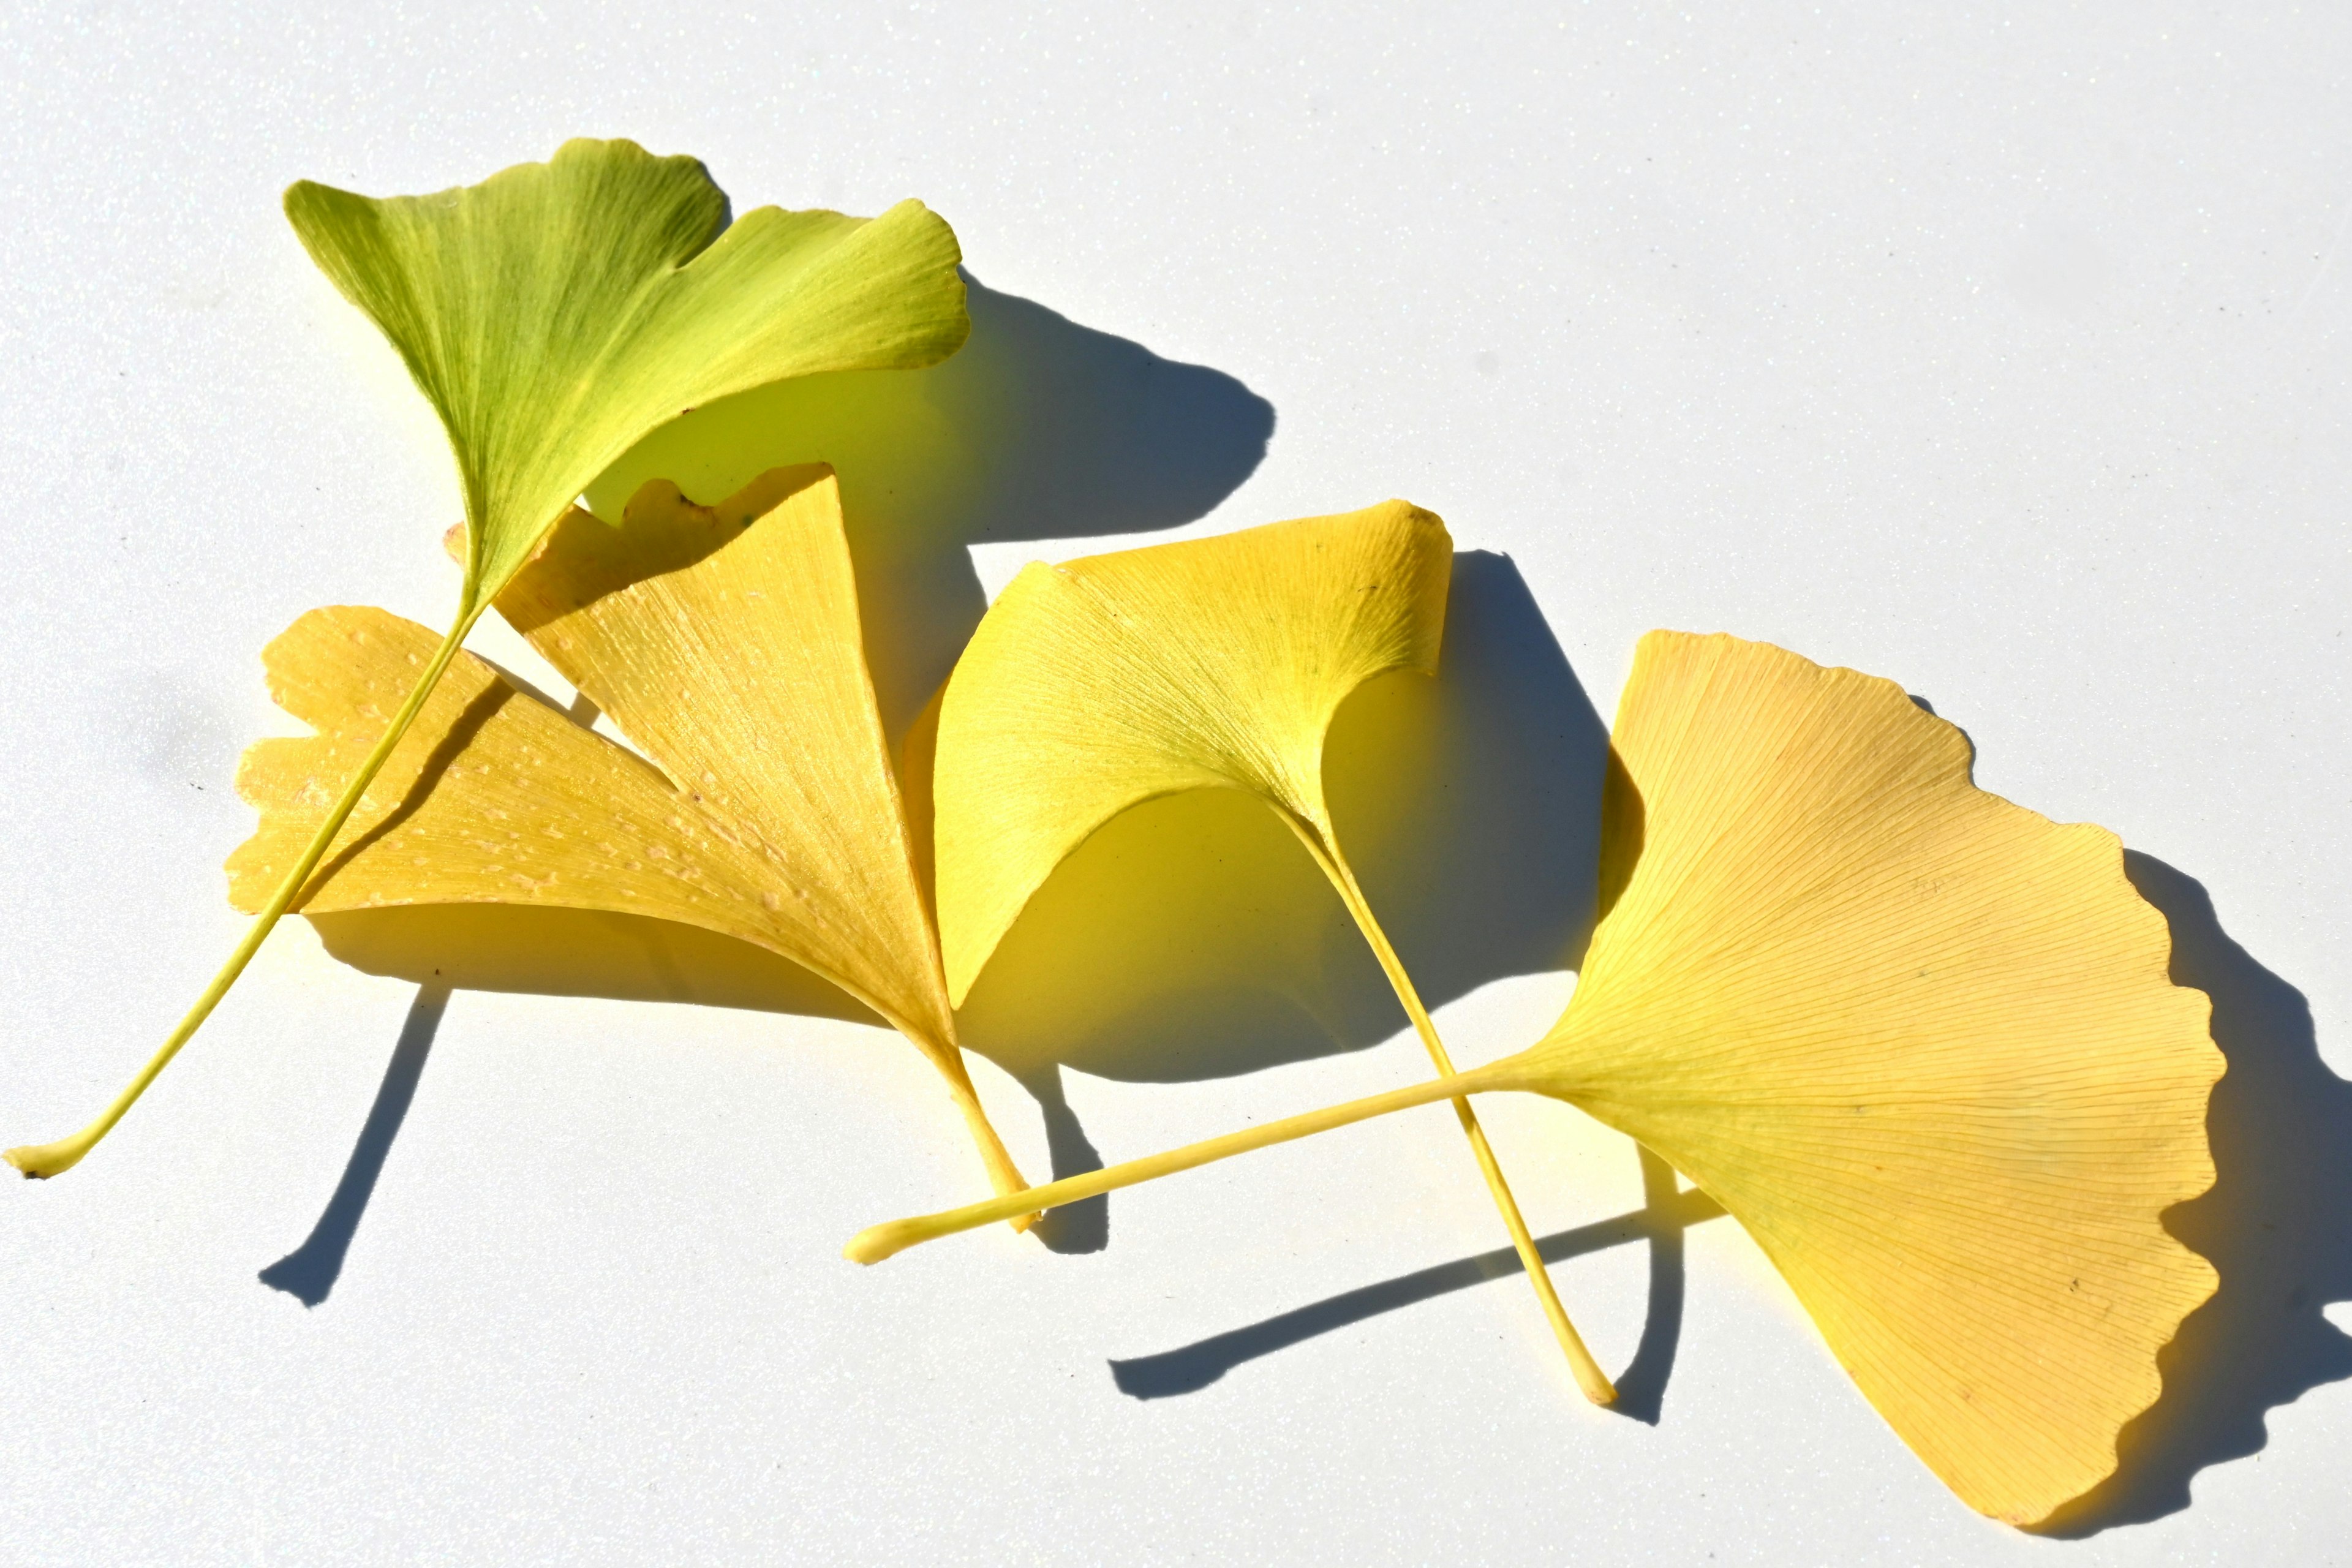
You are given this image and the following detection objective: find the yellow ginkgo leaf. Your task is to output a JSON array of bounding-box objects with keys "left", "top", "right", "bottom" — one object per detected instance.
[
  {"left": 230, "top": 466, "right": 1031, "bottom": 1213},
  {"left": 930, "top": 503, "right": 1615, "bottom": 1402},
  {"left": 851, "top": 630, "right": 2222, "bottom": 1526}
]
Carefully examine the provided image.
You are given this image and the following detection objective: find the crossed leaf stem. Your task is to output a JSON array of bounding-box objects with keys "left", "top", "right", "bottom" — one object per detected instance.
[
  {"left": 6, "top": 595, "right": 491, "bottom": 1179},
  {"left": 1280, "top": 818, "right": 1615, "bottom": 1404}
]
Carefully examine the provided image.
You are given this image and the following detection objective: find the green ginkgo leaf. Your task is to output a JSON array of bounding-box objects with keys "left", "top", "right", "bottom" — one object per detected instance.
[
  {"left": 285, "top": 137, "right": 968, "bottom": 599},
  {"left": 10, "top": 140, "right": 971, "bottom": 1180}
]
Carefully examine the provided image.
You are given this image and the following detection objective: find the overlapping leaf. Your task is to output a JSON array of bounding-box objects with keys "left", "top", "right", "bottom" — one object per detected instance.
[
  {"left": 9, "top": 140, "right": 974, "bottom": 1180},
  {"left": 232, "top": 468, "right": 1030, "bottom": 1205},
  {"left": 13, "top": 127, "right": 2227, "bottom": 1529},
  {"left": 853, "top": 629, "right": 2221, "bottom": 1525}
]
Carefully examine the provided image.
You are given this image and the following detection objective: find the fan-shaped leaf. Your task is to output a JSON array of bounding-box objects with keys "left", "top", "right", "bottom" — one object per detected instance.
[
  {"left": 230, "top": 469, "right": 1030, "bottom": 1207},
  {"left": 933, "top": 500, "right": 1447, "bottom": 1000},
  {"left": 1510, "top": 631, "right": 2220, "bottom": 1521},
  {"left": 287, "top": 137, "right": 968, "bottom": 601}
]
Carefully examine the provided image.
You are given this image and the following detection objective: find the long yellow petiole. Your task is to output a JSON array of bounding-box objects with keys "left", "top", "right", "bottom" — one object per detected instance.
[
  {"left": 847, "top": 1061, "right": 1519, "bottom": 1263},
  {"left": 1284, "top": 816, "right": 1616, "bottom": 1406},
  {"left": 926, "top": 1044, "right": 1041, "bottom": 1233},
  {"left": 7, "top": 595, "right": 488, "bottom": 1179}
]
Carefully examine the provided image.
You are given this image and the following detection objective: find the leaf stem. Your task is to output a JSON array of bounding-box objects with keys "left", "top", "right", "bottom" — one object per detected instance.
[
  {"left": 846, "top": 1061, "right": 1521, "bottom": 1263},
  {"left": 1283, "top": 815, "right": 1616, "bottom": 1406},
  {"left": 7, "top": 595, "right": 488, "bottom": 1179},
  {"left": 925, "top": 1043, "right": 1040, "bottom": 1232}
]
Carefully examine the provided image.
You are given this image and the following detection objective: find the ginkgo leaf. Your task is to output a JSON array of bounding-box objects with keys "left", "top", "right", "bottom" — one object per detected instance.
[
  {"left": 9, "top": 141, "right": 970, "bottom": 1178},
  {"left": 934, "top": 503, "right": 1446, "bottom": 1001},
  {"left": 285, "top": 137, "right": 968, "bottom": 599},
  {"left": 850, "top": 630, "right": 2221, "bottom": 1526},
  {"left": 228, "top": 467, "right": 1031, "bottom": 1211},
  {"left": 1515, "top": 631, "right": 2221, "bottom": 1521},
  {"left": 928, "top": 504, "right": 1616, "bottom": 1401}
]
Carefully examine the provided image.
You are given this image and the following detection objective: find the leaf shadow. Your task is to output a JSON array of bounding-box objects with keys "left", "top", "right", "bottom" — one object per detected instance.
[
  {"left": 584, "top": 275, "right": 1278, "bottom": 742},
  {"left": 258, "top": 980, "right": 450, "bottom": 1305},
  {"left": 1109, "top": 1145, "right": 1725, "bottom": 1421},
  {"left": 303, "top": 682, "right": 513, "bottom": 898},
  {"left": 2035, "top": 851, "right": 2352, "bottom": 1536}
]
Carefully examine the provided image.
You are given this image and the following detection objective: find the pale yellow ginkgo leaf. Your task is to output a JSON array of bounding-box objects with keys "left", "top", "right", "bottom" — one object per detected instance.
[
  {"left": 1525, "top": 631, "right": 2220, "bottom": 1522},
  {"left": 230, "top": 466, "right": 1031, "bottom": 1212},
  {"left": 929, "top": 503, "right": 1616, "bottom": 1402},
  {"left": 852, "top": 630, "right": 2220, "bottom": 1525}
]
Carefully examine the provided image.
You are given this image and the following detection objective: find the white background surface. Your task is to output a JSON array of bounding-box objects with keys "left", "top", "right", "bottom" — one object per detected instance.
[{"left": 2, "top": 4, "right": 2347, "bottom": 1563}]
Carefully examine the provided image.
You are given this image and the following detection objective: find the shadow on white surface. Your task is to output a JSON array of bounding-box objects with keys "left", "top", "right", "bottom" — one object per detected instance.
[
  {"left": 582, "top": 276, "right": 1281, "bottom": 743},
  {"left": 2038, "top": 853, "right": 2352, "bottom": 1536},
  {"left": 1109, "top": 1145, "right": 1726, "bottom": 1424},
  {"left": 258, "top": 981, "right": 450, "bottom": 1306}
]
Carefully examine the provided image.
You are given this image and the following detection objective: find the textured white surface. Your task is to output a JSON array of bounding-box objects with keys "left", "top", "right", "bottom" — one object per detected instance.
[{"left": 2, "top": 4, "right": 2346, "bottom": 1564}]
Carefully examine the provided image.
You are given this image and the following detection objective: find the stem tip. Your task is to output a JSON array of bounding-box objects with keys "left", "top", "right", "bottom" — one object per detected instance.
[
  {"left": 843, "top": 1221, "right": 921, "bottom": 1265},
  {"left": 6, "top": 1139, "right": 85, "bottom": 1180}
]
